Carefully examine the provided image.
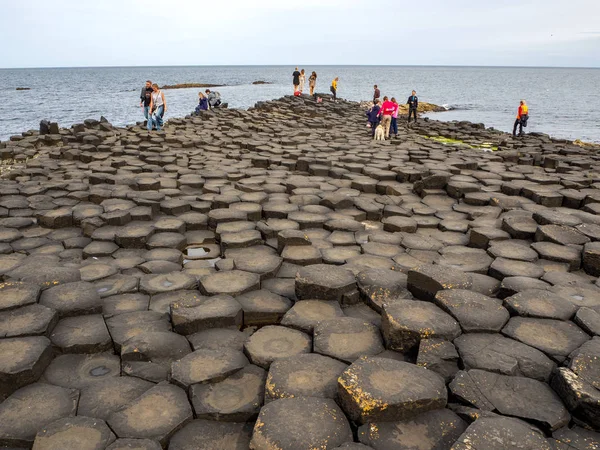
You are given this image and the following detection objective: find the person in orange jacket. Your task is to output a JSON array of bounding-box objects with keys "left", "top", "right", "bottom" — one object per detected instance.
[{"left": 513, "top": 100, "right": 529, "bottom": 136}]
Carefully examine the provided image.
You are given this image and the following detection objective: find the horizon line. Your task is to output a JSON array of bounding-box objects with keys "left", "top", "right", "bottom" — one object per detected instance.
[{"left": 1, "top": 63, "right": 600, "bottom": 70}]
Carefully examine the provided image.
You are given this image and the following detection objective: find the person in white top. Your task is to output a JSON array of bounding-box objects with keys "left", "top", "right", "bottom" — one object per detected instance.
[
  {"left": 299, "top": 69, "right": 306, "bottom": 93},
  {"left": 148, "top": 83, "right": 167, "bottom": 131}
]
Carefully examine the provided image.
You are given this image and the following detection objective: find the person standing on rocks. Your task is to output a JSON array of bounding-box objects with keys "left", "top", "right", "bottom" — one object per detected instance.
[
  {"left": 366, "top": 99, "right": 381, "bottom": 136},
  {"left": 139, "top": 80, "right": 153, "bottom": 123},
  {"left": 378, "top": 96, "right": 397, "bottom": 139},
  {"left": 309, "top": 72, "right": 317, "bottom": 96},
  {"left": 330, "top": 77, "right": 339, "bottom": 101},
  {"left": 390, "top": 97, "right": 399, "bottom": 138},
  {"left": 299, "top": 69, "right": 306, "bottom": 93},
  {"left": 373, "top": 85, "right": 381, "bottom": 103},
  {"left": 292, "top": 68, "right": 301, "bottom": 93},
  {"left": 148, "top": 84, "right": 166, "bottom": 131},
  {"left": 407, "top": 90, "right": 418, "bottom": 123},
  {"left": 513, "top": 100, "right": 529, "bottom": 137}
]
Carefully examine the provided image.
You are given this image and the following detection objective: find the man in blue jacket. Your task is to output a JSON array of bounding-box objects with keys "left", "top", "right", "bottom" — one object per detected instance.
[
  {"left": 407, "top": 90, "right": 418, "bottom": 123},
  {"left": 366, "top": 100, "right": 381, "bottom": 136}
]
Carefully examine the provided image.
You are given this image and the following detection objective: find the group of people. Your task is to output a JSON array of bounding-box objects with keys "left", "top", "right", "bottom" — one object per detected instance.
[
  {"left": 194, "top": 89, "right": 223, "bottom": 114},
  {"left": 292, "top": 68, "right": 318, "bottom": 96},
  {"left": 365, "top": 87, "right": 420, "bottom": 139},
  {"left": 139, "top": 80, "right": 167, "bottom": 131}
]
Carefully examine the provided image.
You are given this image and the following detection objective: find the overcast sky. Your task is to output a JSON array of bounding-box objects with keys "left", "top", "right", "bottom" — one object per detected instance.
[{"left": 1, "top": 0, "right": 599, "bottom": 68}]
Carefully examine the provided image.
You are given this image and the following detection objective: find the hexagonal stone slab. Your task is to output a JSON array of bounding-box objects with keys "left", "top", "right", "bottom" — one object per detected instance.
[
  {"left": 357, "top": 409, "right": 467, "bottom": 450},
  {"left": 190, "top": 364, "right": 266, "bottom": 421},
  {"left": 0, "top": 336, "right": 53, "bottom": 400},
  {"left": 416, "top": 338, "right": 460, "bottom": 383},
  {"left": 0, "top": 304, "right": 58, "bottom": 338},
  {"left": 32, "top": 416, "right": 116, "bottom": 450},
  {"left": 171, "top": 348, "right": 248, "bottom": 388},
  {"left": 235, "top": 289, "right": 292, "bottom": 327},
  {"left": 0, "top": 281, "right": 40, "bottom": 311},
  {"left": 434, "top": 289, "right": 510, "bottom": 332},
  {"left": 437, "top": 246, "right": 493, "bottom": 274},
  {"left": 503, "top": 289, "right": 577, "bottom": 320},
  {"left": 407, "top": 264, "right": 472, "bottom": 301},
  {"left": 0, "top": 383, "right": 79, "bottom": 448},
  {"left": 313, "top": 317, "right": 384, "bottom": 363},
  {"left": 107, "top": 382, "right": 193, "bottom": 446},
  {"left": 115, "top": 223, "right": 155, "bottom": 249},
  {"left": 139, "top": 272, "right": 196, "bottom": 295},
  {"left": 449, "top": 369, "right": 570, "bottom": 432},
  {"left": 187, "top": 328, "right": 250, "bottom": 352},
  {"left": 168, "top": 420, "right": 253, "bottom": 450},
  {"left": 78, "top": 377, "right": 154, "bottom": 420},
  {"left": 552, "top": 426, "right": 600, "bottom": 450},
  {"left": 295, "top": 264, "right": 356, "bottom": 302},
  {"left": 50, "top": 314, "right": 112, "bottom": 354},
  {"left": 106, "top": 311, "right": 171, "bottom": 351},
  {"left": 451, "top": 416, "right": 554, "bottom": 450},
  {"left": 280, "top": 300, "right": 345, "bottom": 333},
  {"left": 455, "top": 333, "right": 555, "bottom": 381},
  {"left": 243, "top": 325, "right": 312, "bottom": 369},
  {"left": 8, "top": 260, "right": 81, "bottom": 289},
  {"left": 551, "top": 367, "right": 600, "bottom": 430},
  {"left": 171, "top": 294, "right": 242, "bottom": 335},
  {"left": 40, "top": 281, "right": 102, "bottom": 317},
  {"left": 382, "top": 300, "right": 461, "bottom": 352},
  {"left": 198, "top": 270, "right": 260, "bottom": 297},
  {"left": 337, "top": 356, "right": 447, "bottom": 424},
  {"left": 107, "top": 439, "right": 162, "bottom": 450},
  {"left": 250, "top": 397, "right": 352, "bottom": 450},
  {"left": 42, "top": 353, "right": 120, "bottom": 389},
  {"left": 265, "top": 353, "right": 347, "bottom": 403},
  {"left": 502, "top": 317, "right": 590, "bottom": 362},
  {"left": 356, "top": 269, "right": 411, "bottom": 313}
]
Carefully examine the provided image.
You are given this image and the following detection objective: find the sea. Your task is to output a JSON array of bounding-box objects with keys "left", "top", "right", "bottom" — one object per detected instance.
[{"left": 1, "top": 66, "right": 599, "bottom": 143}]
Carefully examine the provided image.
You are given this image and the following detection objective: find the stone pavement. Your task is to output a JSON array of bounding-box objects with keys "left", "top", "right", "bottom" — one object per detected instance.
[{"left": 0, "top": 94, "right": 599, "bottom": 449}]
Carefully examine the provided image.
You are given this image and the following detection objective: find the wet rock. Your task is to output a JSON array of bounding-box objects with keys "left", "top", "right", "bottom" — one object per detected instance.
[
  {"left": 189, "top": 364, "right": 266, "bottom": 421},
  {"left": 357, "top": 409, "right": 467, "bottom": 449},
  {"left": 0, "top": 383, "right": 79, "bottom": 448},
  {"left": 451, "top": 416, "right": 554, "bottom": 450},
  {"left": 107, "top": 382, "right": 193, "bottom": 446},
  {"left": 313, "top": 317, "right": 384, "bottom": 363},
  {"left": 32, "top": 416, "right": 116, "bottom": 450},
  {"left": 251, "top": 397, "right": 352, "bottom": 450},
  {"left": 449, "top": 369, "right": 570, "bottom": 431},
  {"left": 382, "top": 300, "right": 461, "bottom": 352},
  {"left": 42, "top": 353, "right": 120, "bottom": 389}
]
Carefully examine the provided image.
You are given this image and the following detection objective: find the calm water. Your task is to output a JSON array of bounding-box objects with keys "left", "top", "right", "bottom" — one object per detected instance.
[{"left": 1, "top": 66, "right": 599, "bottom": 142}]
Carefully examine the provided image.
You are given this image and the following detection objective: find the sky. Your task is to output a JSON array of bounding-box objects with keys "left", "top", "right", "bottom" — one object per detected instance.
[{"left": 1, "top": 0, "right": 599, "bottom": 68}]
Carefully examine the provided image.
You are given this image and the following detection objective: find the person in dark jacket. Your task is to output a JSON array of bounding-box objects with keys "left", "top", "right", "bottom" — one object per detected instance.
[
  {"left": 195, "top": 92, "right": 209, "bottom": 114},
  {"left": 140, "top": 80, "right": 153, "bottom": 121},
  {"left": 292, "top": 67, "right": 301, "bottom": 93},
  {"left": 407, "top": 90, "right": 418, "bottom": 123},
  {"left": 373, "top": 85, "right": 381, "bottom": 102},
  {"left": 366, "top": 100, "right": 381, "bottom": 136}
]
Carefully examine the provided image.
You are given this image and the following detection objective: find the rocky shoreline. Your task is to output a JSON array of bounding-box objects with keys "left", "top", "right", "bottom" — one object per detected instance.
[{"left": 0, "top": 94, "right": 599, "bottom": 449}]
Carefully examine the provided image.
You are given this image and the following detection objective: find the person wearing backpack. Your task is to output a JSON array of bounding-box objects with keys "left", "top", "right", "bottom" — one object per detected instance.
[
  {"left": 205, "top": 89, "right": 222, "bottom": 109},
  {"left": 513, "top": 100, "right": 529, "bottom": 137},
  {"left": 366, "top": 99, "right": 381, "bottom": 136}
]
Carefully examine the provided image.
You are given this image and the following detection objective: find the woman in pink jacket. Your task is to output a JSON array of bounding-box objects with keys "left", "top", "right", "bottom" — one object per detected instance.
[
  {"left": 378, "top": 96, "right": 398, "bottom": 139},
  {"left": 390, "top": 97, "right": 399, "bottom": 138}
]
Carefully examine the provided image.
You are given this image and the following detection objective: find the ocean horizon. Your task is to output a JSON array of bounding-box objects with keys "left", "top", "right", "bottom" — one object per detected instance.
[{"left": 2, "top": 65, "right": 599, "bottom": 143}]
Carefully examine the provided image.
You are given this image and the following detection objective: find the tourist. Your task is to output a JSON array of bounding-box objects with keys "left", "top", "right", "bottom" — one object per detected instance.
[
  {"left": 513, "top": 100, "right": 529, "bottom": 137},
  {"left": 205, "top": 89, "right": 222, "bottom": 108},
  {"left": 195, "top": 92, "right": 209, "bottom": 113},
  {"left": 309, "top": 71, "right": 317, "bottom": 96},
  {"left": 330, "top": 77, "right": 339, "bottom": 101},
  {"left": 139, "top": 80, "right": 153, "bottom": 122},
  {"left": 148, "top": 83, "right": 166, "bottom": 131},
  {"left": 407, "top": 90, "right": 419, "bottom": 123},
  {"left": 378, "top": 96, "right": 397, "bottom": 139},
  {"left": 373, "top": 85, "right": 381, "bottom": 102},
  {"left": 366, "top": 99, "right": 381, "bottom": 136},
  {"left": 292, "top": 67, "right": 301, "bottom": 93},
  {"left": 390, "top": 97, "right": 399, "bottom": 138},
  {"left": 299, "top": 69, "right": 306, "bottom": 93}
]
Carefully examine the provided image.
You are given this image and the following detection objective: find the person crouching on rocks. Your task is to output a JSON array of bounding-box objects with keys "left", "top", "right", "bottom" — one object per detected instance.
[
  {"left": 195, "top": 92, "right": 208, "bottom": 114},
  {"left": 513, "top": 100, "right": 529, "bottom": 137},
  {"left": 205, "top": 89, "right": 222, "bottom": 109},
  {"left": 309, "top": 71, "right": 317, "bottom": 96},
  {"left": 390, "top": 97, "right": 399, "bottom": 138},
  {"left": 366, "top": 99, "right": 381, "bottom": 136},
  {"left": 378, "top": 96, "right": 397, "bottom": 139},
  {"left": 148, "top": 84, "right": 166, "bottom": 131},
  {"left": 330, "top": 77, "right": 339, "bottom": 101}
]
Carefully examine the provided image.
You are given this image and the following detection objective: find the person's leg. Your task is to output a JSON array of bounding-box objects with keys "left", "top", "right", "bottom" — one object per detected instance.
[
  {"left": 144, "top": 106, "right": 149, "bottom": 120},
  {"left": 519, "top": 120, "right": 524, "bottom": 136},
  {"left": 370, "top": 121, "right": 376, "bottom": 136},
  {"left": 412, "top": 108, "right": 418, "bottom": 123},
  {"left": 408, "top": 108, "right": 413, "bottom": 123},
  {"left": 155, "top": 106, "right": 164, "bottom": 130},
  {"left": 391, "top": 118, "right": 397, "bottom": 136},
  {"left": 384, "top": 116, "right": 391, "bottom": 138},
  {"left": 147, "top": 111, "right": 153, "bottom": 131},
  {"left": 513, "top": 119, "right": 519, "bottom": 136}
]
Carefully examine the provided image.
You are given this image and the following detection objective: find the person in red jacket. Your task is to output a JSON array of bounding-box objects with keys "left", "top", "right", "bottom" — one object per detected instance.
[
  {"left": 513, "top": 100, "right": 529, "bottom": 136},
  {"left": 378, "top": 96, "right": 398, "bottom": 139}
]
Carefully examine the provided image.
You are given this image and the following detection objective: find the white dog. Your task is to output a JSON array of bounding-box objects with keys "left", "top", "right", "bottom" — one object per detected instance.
[{"left": 374, "top": 124, "right": 385, "bottom": 141}]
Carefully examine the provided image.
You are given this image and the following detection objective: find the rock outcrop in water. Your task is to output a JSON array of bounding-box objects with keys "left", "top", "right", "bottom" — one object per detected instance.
[{"left": 0, "top": 94, "right": 599, "bottom": 449}]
